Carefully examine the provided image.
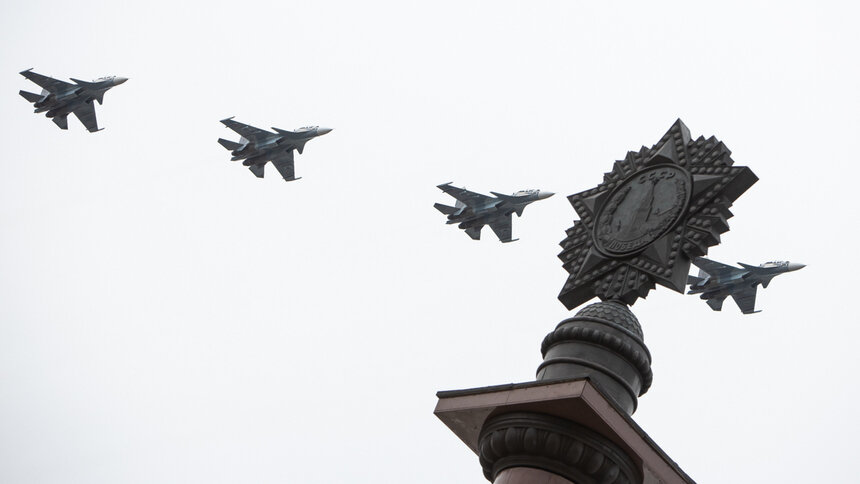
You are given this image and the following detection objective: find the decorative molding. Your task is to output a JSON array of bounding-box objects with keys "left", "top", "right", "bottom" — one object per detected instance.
[
  {"left": 478, "top": 412, "right": 639, "bottom": 484},
  {"left": 540, "top": 324, "right": 652, "bottom": 395}
]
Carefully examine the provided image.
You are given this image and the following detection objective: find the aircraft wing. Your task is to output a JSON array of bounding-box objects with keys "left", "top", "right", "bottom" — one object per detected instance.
[
  {"left": 437, "top": 183, "right": 494, "bottom": 208},
  {"left": 72, "top": 102, "right": 100, "bottom": 132},
  {"left": 20, "top": 69, "right": 74, "bottom": 93},
  {"left": 489, "top": 216, "right": 517, "bottom": 243},
  {"left": 730, "top": 286, "right": 759, "bottom": 314},
  {"left": 220, "top": 118, "right": 276, "bottom": 143},
  {"left": 270, "top": 151, "right": 298, "bottom": 181},
  {"left": 691, "top": 257, "right": 739, "bottom": 277}
]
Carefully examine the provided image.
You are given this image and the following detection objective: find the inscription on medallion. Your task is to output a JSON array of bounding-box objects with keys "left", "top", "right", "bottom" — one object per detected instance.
[{"left": 594, "top": 165, "right": 691, "bottom": 257}]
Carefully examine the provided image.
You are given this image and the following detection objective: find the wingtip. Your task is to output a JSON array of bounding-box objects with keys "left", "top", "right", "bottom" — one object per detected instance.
[
  {"left": 437, "top": 181, "right": 453, "bottom": 188},
  {"left": 19, "top": 68, "right": 33, "bottom": 75},
  {"left": 219, "top": 116, "right": 235, "bottom": 123}
]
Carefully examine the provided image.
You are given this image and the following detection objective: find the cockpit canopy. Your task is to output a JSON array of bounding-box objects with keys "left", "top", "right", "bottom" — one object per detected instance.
[
  {"left": 94, "top": 76, "right": 115, "bottom": 82},
  {"left": 512, "top": 189, "right": 539, "bottom": 196},
  {"left": 296, "top": 126, "right": 318, "bottom": 131},
  {"left": 761, "top": 261, "right": 788, "bottom": 268}
]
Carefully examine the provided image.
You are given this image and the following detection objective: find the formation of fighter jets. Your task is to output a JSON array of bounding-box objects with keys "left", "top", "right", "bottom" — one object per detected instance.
[
  {"left": 17, "top": 68, "right": 804, "bottom": 314},
  {"left": 17, "top": 69, "right": 332, "bottom": 182}
]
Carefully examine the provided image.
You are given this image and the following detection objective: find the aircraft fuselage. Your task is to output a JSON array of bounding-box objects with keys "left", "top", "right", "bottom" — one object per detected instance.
[
  {"left": 32, "top": 84, "right": 115, "bottom": 118},
  {"left": 445, "top": 193, "right": 547, "bottom": 227},
  {"left": 229, "top": 135, "right": 315, "bottom": 163}
]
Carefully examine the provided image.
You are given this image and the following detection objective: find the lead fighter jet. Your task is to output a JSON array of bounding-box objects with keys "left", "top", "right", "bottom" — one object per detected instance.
[
  {"left": 434, "top": 183, "right": 553, "bottom": 242},
  {"left": 687, "top": 257, "right": 805, "bottom": 314},
  {"left": 218, "top": 118, "right": 332, "bottom": 181},
  {"left": 18, "top": 69, "right": 127, "bottom": 132}
]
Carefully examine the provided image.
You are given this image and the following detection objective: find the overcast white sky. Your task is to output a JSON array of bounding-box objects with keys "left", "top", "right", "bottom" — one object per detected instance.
[{"left": 1, "top": 1, "right": 858, "bottom": 483}]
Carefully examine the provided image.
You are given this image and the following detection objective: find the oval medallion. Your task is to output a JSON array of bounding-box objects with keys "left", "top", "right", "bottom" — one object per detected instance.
[{"left": 594, "top": 164, "right": 691, "bottom": 257}]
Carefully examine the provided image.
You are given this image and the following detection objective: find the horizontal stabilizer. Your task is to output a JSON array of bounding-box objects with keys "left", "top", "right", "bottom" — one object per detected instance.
[
  {"left": 283, "top": 176, "right": 302, "bottom": 182},
  {"left": 687, "top": 275, "right": 704, "bottom": 285},
  {"left": 465, "top": 226, "right": 482, "bottom": 240},
  {"left": 706, "top": 297, "right": 724, "bottom": 311},
  {"left": 434, "top": 203, "right": 458, "bottom": 215},
  {"left": 248, "top": 164, "right": 265, "bottom": 178},
  {"left": 19, "top": 90, "right": 42, "bottom": 103},
  {"left": 52, "top": 115, "right": 68, "bottom": 130},
  {"left": 217, "top": 138, "right": 244, "bottom": 151}
]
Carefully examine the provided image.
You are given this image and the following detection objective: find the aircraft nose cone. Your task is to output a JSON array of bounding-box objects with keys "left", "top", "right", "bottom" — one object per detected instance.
[
  {"left": 114, "top": 77, "right": 128, "bottom": 85},
  {"left": 788, "top": 262, "right": 806, "bottom": 271},
  {"left": 316, "top": 127, "right": 332, "bottom": 136},
  {"left": 539, "top": 191, "right": 555, "bottom": 200}
]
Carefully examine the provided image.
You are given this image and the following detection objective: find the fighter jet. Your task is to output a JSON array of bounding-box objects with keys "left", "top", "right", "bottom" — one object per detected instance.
[
  {"left": 434, "top": 183, "right": 553, "bottom": 242},
  {"left": 687, "top": 258, "right": 805, "bottom": 314},
  {"left": 18, "top": 69, "right": 127, "bottom": 132},
  {"left": 218, "top": 118, "right": 332, "bottom": 181}
]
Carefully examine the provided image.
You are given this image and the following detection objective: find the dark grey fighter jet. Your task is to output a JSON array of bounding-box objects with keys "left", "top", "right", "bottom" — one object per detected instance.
[
  {"left": 218, "top": 118, "right": 332, "bottom": 181},
  {"left": 18, "top": 69, "right": 127, "bottom": 132},
  {"left": 434, "top": 183, "right": 553, "bottom": 242},
  {"left": 687, "top": 258, "right": 805, "bottom": 314}
]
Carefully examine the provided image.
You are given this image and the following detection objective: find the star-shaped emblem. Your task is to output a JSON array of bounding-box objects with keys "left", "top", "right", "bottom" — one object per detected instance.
[{"left": 558, "top": 120, "right": 758, "bottom": 310}]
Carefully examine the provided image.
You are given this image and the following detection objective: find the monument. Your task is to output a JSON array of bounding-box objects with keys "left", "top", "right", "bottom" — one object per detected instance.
[{"left": 435, "top": 120, "right": 757, "bottom": 483}]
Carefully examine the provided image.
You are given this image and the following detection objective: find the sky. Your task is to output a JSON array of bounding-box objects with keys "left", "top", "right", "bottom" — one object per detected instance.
[{"left": 1, "top": 1, "right": 858, "bottom": 483}]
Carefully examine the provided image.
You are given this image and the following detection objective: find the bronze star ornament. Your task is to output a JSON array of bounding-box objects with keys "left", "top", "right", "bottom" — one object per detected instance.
[{"left": 558, "top": 120, "right": 758, "bottom": 310}]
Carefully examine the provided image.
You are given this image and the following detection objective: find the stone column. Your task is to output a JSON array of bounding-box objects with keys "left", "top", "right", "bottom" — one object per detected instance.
[
  {"left": 536, "top": 301, "right": 652, "bottom": 415},
  {"left": 472, "top": 301, "right": 651, "bottom": 484}
]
